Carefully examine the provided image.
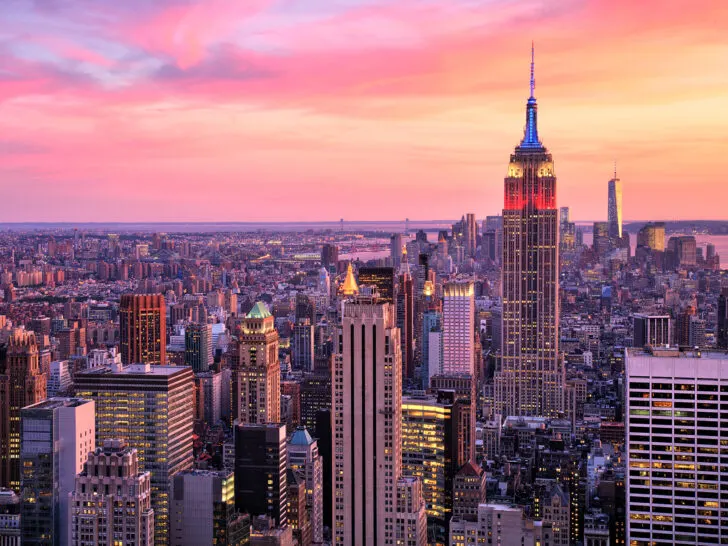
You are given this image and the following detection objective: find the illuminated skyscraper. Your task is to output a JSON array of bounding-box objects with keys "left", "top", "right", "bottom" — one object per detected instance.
[
  {"left": 0, "top": 329, "right": 47, "bottom": 491},
  {"left": 636, "top": 222, "right": 666, "bottom": 251},
  {"left": 74, "top": 363, "right": 194, "bottom": 546},
  {"left": 119, "top": 294, "right": 167, "bottom": 365},
  {"left": 184, "top": 322, "right": 213, "bottom": 372},
  {"left": 464, "top": 213, "right": 477, "bottom": 258},
  {"left": 232, "top": 302, "right": 281, "bottom": 425},
  {"left": 608, "top": 167, "right": 623, "bottom": 239},
  {"left": 495, "top": 45, "right": 564, "bottom": 417}
]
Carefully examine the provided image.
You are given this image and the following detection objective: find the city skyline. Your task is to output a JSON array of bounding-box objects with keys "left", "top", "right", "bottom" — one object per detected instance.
[{"left": 2, "top": 0, "right": 727, "bottom": 222}]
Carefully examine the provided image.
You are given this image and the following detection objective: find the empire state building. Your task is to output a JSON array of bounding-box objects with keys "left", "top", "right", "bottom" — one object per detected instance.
[{"left": 495, "top": 45, "right": 564, "bottom": 417}]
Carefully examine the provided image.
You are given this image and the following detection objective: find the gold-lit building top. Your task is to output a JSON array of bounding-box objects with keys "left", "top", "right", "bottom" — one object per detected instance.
[{"left": 339, "top": 263, "right": 359, "bottom": 296}]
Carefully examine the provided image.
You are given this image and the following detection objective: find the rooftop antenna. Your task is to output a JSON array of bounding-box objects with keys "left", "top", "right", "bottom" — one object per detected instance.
[
  {"left": 530, "top": 41, "right": 535, "bottom": 98},
  {"left": 613, "top": 160, "right": 617, "bottom": 180}
]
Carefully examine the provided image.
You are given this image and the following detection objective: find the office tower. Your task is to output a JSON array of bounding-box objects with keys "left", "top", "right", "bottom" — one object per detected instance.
[
  {"left": 452, "top": 462, "right": 486, "bottom": 522},
  {"left": 718, "top": 288, "right": 728, "bottom": 349},
  {"left": 0, "top": 329, "right": 47, "bottom": 491},
  {"left": 320, "top": 244, "right": 339, "bottom": 269},
  {"left": 332, "top": 295, "right": 402, "bottom": 545},
  {"left": 170, "top": 469, "right": 248, "bottom": 546},
  {"left": 636, "top": 221, "right": 666, "bottom": 251},
  {"left": 402, "top": 392, "right": 464, "bottom": 540},
  {"left": 358, "top": 267, "right": 396, "bottom": 306},
  {"left": 234, "top": 423, "right": 288, "bottom": 526},
  {"left": 442, "top": 282, "right": 475, "bottom": 375},
  {"left": 632, "top": 314, "right": 671, "bottom": 348},
  {"left": 495, "top": 46, "right": 563, "bottom": 418},
  {"left": 464, "top": 213, "right": 477, "bottom": 258},
  {"left": 625, "top": 348, "right": 728, "bottom": 545},
  {"left": 70, "top": 439, "right": 154, "bottom": 546},
  {"left": 292, "top": 319, "right": 315, "bottom": 372},
  {"left": 0, "top": 488, "right": 20, "bottom": 545},
  {"left": 390, "top": 233, "right": 403, "bottom": 268},
  {"left": 195, "top": 370, "right": 223, "bottom": 424},
  {"left": 428, "top": 379, "right": 475, "bottom": 469},
  {"left": 233, "top": 302, "right": 281, "bottom": 425},
  {"left": 20, "top": 398, "right": 95, "bottom": 546},
  {"left": 185, "top": 323, "right": 213, "bottom": 372},
  {"left": 607, "top": 168, "right": 623, "bottom": 239},
  {"left": 119, "top": 294, "right": 167, "bottom": 365},
  {"left": 75, "top": 363, "right": 194, "bottom": 546},
  {"left": 395, "top": 477, "right": 428, "bottom": 546},
  {"left": 287, "top": 469, "right": 312, "bottom": 546},
  {"left": 47, "top": 360, "right": 72, "bottom": 397},
  {"left": 397, "top": 271, "right": 415, "bottom": 381},
  {"left": 288, "top": 427, "right": 324, "bottom": 545},
  {"left": 421, "top": 310, "right": 442, "bottom": 388},
  {"left": 667, "top": 235, "right": 697, "bottom": 268},
  {"left": 300, "top": 374, "right": 331, "bottom": 432},
  {"left": 592, "top": 221, "right": 611, "bottom": 255},
  {"left": 559, "top": 207, "right": 576, "bottom": 251}
]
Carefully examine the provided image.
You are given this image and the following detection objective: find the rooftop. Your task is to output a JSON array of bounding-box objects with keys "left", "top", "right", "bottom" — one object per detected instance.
[{"left": 246, "top": 301, "right": 272, "bottom": 319}]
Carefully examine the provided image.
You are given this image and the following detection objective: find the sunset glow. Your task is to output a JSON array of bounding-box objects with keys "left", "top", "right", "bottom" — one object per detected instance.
[{"left": 2, "top": 0, "right": 727, "bottom": 222}]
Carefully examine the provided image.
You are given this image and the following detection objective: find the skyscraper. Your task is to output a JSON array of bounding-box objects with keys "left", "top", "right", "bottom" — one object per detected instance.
[
  {"left": 632, "top": 314, "right": 672, "bottom": 348},
  {"left": 495, "top": 45, "right": 564, "bottom": 417},
  {"left": 397, "top": 270, "right": 415, "bottom": 381},
  {"left": 288, "top": 427, "right": 324, "bottom": 545},
  {"left": 464, "top": 213, "right": 477, "bottom": 258},
  {"left": 390, "top": 233, "right": 403, "bottom": 268},
  {"left": 20, "top": 398, "right": 95, "bottom": 546},
  {"left": 70, "top": 439, "right": 154, "bottom": 546},
  {"left": 0, "top": 329, "right": 47, "bottom": 491},
  {"left": 718, "top": 288, "right": 728, "bottom": 349},
  {"left": 625, "top": 348, "right": 728, "bottom": 544},
  {"left": 636, "top": 221, "right": 666, "bottom": 251},
  {"left": 119, "top": 294, "right": 167, "bottom": 365},
  {"left": 320, "top": 243, "right": 339, "bottom": 270},
  {"left": 332, "top": 295, "right": 402, "bottom": 545},
  {"left": 74, "top": 363, "right": 194, "bottom": 546},
  {"left": 607, "top": 168, "right": 623, "bottom": 239},
  {"left": 292, "top": 319, "right": 315, "bottom": 372},
  {"left": 442, "top": 281, "right": 475, "bottom": 376},
  {"left": 358, "top": 267, "right": 396, "bottom": 306},
  {"left": 184, "top": 322, "right": 213, "bottom": 372},
  {"left": 232, "top": 302, "right": 281, "bottom": 425},
  {"left": 234, "top": 423, "right": 288, "bottom": 526}
]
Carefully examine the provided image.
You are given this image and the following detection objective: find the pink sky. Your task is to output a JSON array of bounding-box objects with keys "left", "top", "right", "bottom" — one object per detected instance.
[{"left": 1, "top": 0, "right": 727, "bottom": 223}]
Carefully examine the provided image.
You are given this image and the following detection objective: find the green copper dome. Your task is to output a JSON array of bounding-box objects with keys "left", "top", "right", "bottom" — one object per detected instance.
[{"left": 246, "top": 301, "right": 271, "bottom": 319}]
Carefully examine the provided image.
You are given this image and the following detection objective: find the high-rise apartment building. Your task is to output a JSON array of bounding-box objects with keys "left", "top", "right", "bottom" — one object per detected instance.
[
  {"left": 20, "top": 398, "right": 95, "bottom": 546},
  {"left": 625, "top": 349, "right": 728, "bottom": 545},
  {"left": 495, "top": 46, "right": 564, "bottom": 418},
  {"left": 332, "top": 295, "right": 403, "bottom": 545},
  {"left": 421, "top": 310, "right": 442, "bottom": 389},
  {"left": 607, "top": 170, "right": 623, "bottom": 239},
  {"left": 636, "top": 222, "right": 666, "bottom": 251},
  {"left": 170, "top": 469, "right": 248, "bottom": 546},
  {"left": 0, "top": 329, "right": 47, "bottom": 491},
  {"left": 74, "top": 363, "right": 194, "bottom": 546},
  {"left": 718, "top": 288, "right": 728, "bottom": 349},
  {"left": 119, "top": 294, "right": 167, "bottom": 365},
  {"left": 70, "top": 439, "right": 154, "bottom": 546},
  {"left": 442, "top": 282, "right": 475, "bottom": 376},
  {"left": 390, "top": 234, "right": 403, "bottom": 268},
  {"left": 288, "top": 427, "right": 324, "bottom": 545},
  {"left": 233, "top": 302, "right": 281, "bottom": 425},
  {"left": 234, "top": 423, "right": 288, "bottom": 526},
  {"left": 397, "top": 271, "right": 415, "bottom": 382},
  {"left": 184, "top": 323, "right": 213, "bottom": 372}
]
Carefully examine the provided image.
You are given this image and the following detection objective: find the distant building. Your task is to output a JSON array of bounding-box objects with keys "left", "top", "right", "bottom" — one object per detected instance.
[
  {"left": 287, "top": 428, "right": 324, "bottom": 544},
  {"left": 390, "top": 234, "right": 403, "bottom": 268},
  {"left": 48, "top": 360, "right": 73, "bottom": 397},
  {"left": 0, "top": 488, "right": 20, "bottom": 546},
  {"left": 636, "top": 222, "right": 665, "bottom": 251},
  {"left": 70, "top": 439, "right": 154, "bottom": 546},
  {"left": 632, "top": 314, "right": 671, "bottom": 348},
  {"left": 320, "top": 244, "right": 339, "bottom": 269},
  {"left": 185, "top": 323, "right": 213, "bottom": 372},
  {"left": 20, "top": 398, "right": 95, "bottom": 546},
  {"left": 119, "top": 294, "right": 166, "bottom": 365},
  {"left": 718, "top": 288, "right": 728, "bottom": 349},
  {"left": 442, "top": 282, "right": 475, "bottom": 376},
  {"left": 452, "top": 462, "right": 486, "bottom": 523},
  {"left": 292, "top": 319, "right": 315, "bottom": 372},
  {"left": 607, "top": 172, "right": 623, "bottom": 239}
]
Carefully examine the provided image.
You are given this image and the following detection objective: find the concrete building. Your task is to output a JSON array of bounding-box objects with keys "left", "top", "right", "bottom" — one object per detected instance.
[
  {"left": 333, "top": 294, "right": 403, "bottom": 545},
  {"left": 195, "top": 370, "right": 223, "bottom": 425},
  {"left": 70, "top": 439, "right": 154, "bottom": 546},
  {"left": 170, "top": 469, "right": 248, "bottom": 546},
  {"left": 75, "top": 363, "right": 194, "bottom": 546},
  {"left": 542, "top": 484, "right": 570, "bottom": 546},
  {"left": 449, "top": 504, "right": 539, "bottom": 546},
  {"left": 292, "top": 319, "right": 315, "bottom": 372},
  {"left": 395, "top": 477, "right": 428, "bottom": 546},
  {"left": 626, "top": 348, "right": 728, "bottom": 545},
  {"left": 48, "top": 360, "right": 72, "bottom": 397},
  {"left": 20, "top": 398, "right": 95, "bottom": 546},
  {"left": 452, "top": 462, "right": 486, "bottom": 523},
  {"left": 632, "top": 314, "right": 671, "bottom": 348}
]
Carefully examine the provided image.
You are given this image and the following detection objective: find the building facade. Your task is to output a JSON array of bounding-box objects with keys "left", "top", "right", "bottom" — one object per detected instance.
[
  {"left": 442, "top": 282, "right": 475, "bottom": 376},
  {"left": 119, "top": 294, "right": 167, "bottom": 365}
]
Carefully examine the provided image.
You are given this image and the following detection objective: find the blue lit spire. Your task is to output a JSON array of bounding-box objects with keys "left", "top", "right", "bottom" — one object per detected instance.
[{"left": 519, "top": 42, "right": 543, "bottom": 150}]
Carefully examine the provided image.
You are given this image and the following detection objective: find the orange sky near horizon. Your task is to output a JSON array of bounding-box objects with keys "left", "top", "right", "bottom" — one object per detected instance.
[{"left": 1, "top": 0, "right": 727, "bottom": 223}]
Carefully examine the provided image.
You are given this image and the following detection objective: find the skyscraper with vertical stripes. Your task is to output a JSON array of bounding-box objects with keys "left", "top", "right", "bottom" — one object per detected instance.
[{"left": 495, "top": 45, "right": 564, "bottom": 417}]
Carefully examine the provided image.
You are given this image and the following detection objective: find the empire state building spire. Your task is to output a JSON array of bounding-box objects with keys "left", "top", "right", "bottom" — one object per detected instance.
[{"left": 519, "top": 42, "right": 542, "bottom": 150}]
